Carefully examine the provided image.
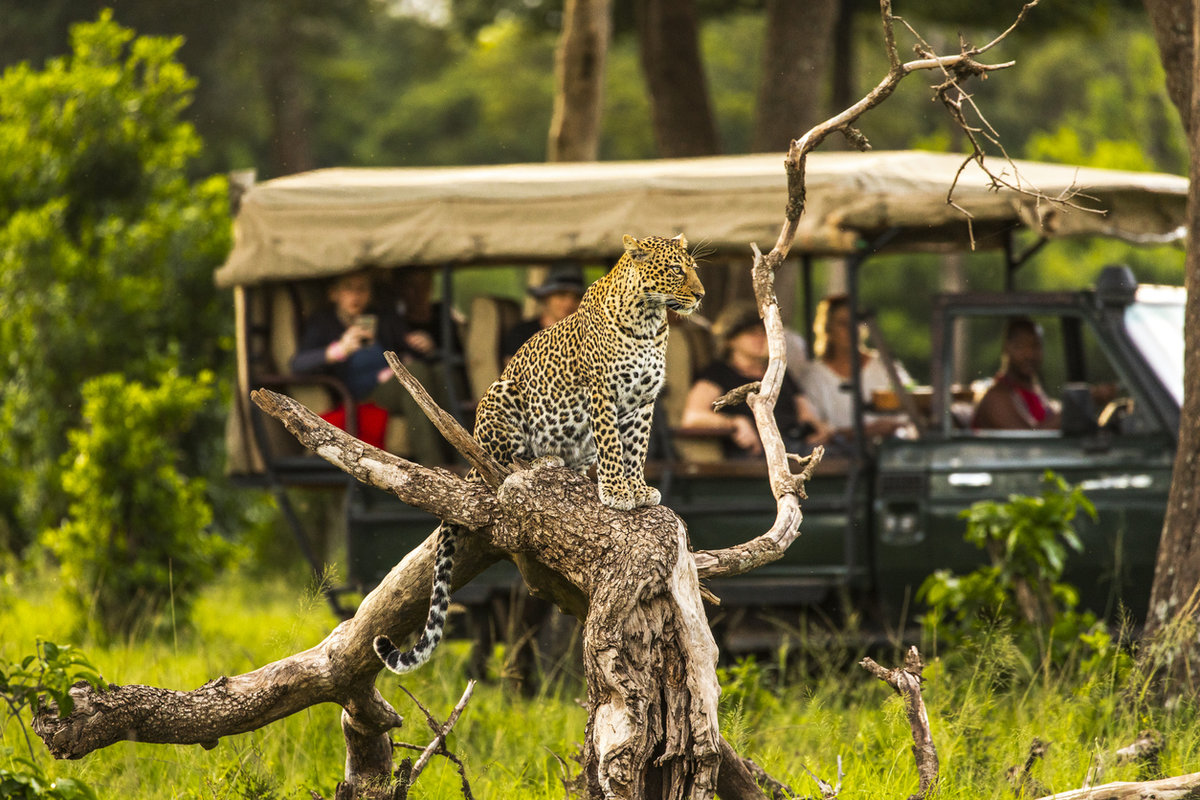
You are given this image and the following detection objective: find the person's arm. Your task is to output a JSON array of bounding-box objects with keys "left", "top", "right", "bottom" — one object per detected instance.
[
  {"left": 290, "top": 315, "right": 367, "bottom": 374},
  {"left": 972, "top": 385, "right": 1032, "bottom": 429},
  {"left": 682, "top": 379, "right": 760, "bottom": 454},
  {"left": 795, "top": 395, "right": 833, "bottom": 444}
]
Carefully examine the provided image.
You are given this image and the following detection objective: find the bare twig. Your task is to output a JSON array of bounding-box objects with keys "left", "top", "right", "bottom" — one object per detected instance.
[
  {"left": 800, "top": 757, "right": 843, "bottom": 799},
  {"left": 713, "top": 382, "right": 761, "bottom": 412},
  {"left": 399, "top": 680, "right": 477, "bottom": 785}
]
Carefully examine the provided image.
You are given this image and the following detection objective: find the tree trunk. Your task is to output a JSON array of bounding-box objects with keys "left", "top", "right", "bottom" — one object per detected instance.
[
  {"left": 752, "top": 0, "right": 839, "bottom": 152},
  {"left": 635, "top": 0, "right": 721, "bottom": 157},
  {"left": 1140, "top": 0, "right": 1200, "bottom": 696},
  {"left": 1144, "top": 0, "right": 1195, "bottom": 137},
  {"left": 261, "top": 7, "right": 317, "bottom": 176},
  {"left": 548, "top": 0, "right": 612, "bottom": 162}
]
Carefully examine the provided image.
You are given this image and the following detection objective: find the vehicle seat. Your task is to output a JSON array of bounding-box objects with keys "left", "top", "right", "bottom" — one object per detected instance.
[{"left": 465, "top": 295, "right": 522, "bottom": 401}]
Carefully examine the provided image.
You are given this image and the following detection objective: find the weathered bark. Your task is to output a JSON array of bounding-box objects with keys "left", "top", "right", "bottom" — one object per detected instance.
[
  {"left": 35, "top": 388, "right": 808, "bottom": 797},
  {"left": 1029, "top": 771, "right": 1200, "bottom": 800},
  {"left": 860, "top": 647, "right": 938, "bottom": 800},
  {"left": 1143, "top": 0, "right": 1195, "bottom": 136},
  {"left": 262, "top": 19, "right": 316, "bottom": 176},
  {"left": 1140, "top": 0, "right": 1200, "bottom": 698},
  {"left": 635, "top": 0, "right": 721, "bottom": 157},
  {"left": 548, "top": 0, "right": 612, "bottom": 161},
  {"left": 33, "top": 501, "right": 502, "bottom": 764},
  {"left": 752, "top": 0, "right": 839, "bottom": 152}
]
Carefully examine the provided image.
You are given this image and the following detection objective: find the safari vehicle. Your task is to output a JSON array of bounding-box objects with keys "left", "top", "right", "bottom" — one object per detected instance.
[{"left": 218, "top": 151, "right": 1187, "bottom": 640}]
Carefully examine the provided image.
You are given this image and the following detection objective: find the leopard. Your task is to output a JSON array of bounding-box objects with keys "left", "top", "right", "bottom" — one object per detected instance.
[{"left": 375, "top": 233, "right": 706, "bottom": 674}]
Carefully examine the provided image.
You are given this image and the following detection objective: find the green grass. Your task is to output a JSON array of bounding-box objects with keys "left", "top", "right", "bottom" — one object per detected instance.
[{"left": 4, "top": 568, "right": 1199, "bottom": 799}]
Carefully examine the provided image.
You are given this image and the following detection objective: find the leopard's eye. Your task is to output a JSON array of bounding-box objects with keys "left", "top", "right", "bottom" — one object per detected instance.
[{"left": 671, "top": 264, "right": 684, "bottom": 275}]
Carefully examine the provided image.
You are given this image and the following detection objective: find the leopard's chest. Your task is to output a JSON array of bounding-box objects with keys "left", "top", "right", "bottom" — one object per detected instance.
[{"left": 600, "top": 339, "right": 665, "bottom": 411}]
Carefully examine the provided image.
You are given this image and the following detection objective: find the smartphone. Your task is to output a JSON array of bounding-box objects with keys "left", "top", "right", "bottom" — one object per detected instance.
[{"left": 355, "top": 314, "right": 378, "bottom": 340}]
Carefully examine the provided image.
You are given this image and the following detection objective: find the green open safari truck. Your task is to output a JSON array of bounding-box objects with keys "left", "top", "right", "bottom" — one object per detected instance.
[{"left": 217, "top": 150, "right": 1187, "bottom": 645}]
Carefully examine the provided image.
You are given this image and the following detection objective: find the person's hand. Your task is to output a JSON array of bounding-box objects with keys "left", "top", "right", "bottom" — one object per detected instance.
[
  {"left": 327, "top": 324, "right": 370, "bottom": 362},
  {"left": 405, "top": 330, "right": 435, "bottom": 356},
  {"left": 806, "top": 420, "right": 835, "bottom": 445},
  {"left": 730, "top": 416, "right": 762, "bottom": 455}
]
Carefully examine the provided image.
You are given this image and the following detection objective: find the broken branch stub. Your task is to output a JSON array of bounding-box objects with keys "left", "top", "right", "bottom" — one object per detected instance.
[{"left": 860, "top": 647, "right": 939, "bottom": 800}]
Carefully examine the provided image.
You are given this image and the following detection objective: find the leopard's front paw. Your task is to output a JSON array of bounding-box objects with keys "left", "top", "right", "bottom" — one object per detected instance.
[
  {"left": 598, "top": 479, "right": 636, "bottom": 511},
  {"left": 633, "top": 484, "right": 661, "bottom": 508},
  {"left": 598, "top": 479, "right": 660, "bottom": 510}
]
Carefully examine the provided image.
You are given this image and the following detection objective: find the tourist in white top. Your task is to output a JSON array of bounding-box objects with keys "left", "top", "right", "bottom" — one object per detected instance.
[{"left": 797, "top": 294, "right": 911, "bottom": 437}]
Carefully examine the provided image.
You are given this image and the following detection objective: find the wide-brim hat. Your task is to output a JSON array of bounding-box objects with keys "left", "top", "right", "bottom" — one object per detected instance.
[
  {"left": 712, "top": 301, "right": 764, "bottom": 353},
  {"left": 530, "top": 262, "right": 585, "bottom": 298}
]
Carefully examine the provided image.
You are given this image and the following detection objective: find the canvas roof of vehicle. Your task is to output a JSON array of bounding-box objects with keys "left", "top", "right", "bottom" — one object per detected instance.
[{"left": 214, "top": 150, "right": 1188, "bottom": 288}]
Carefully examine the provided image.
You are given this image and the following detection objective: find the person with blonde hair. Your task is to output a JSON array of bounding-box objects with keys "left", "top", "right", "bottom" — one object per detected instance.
[
  {"left": 798, "top": 293, "right": 911, "bottom": 438},
  {"left": 682, "top": 301, "right": 829, "bottom": 458}
]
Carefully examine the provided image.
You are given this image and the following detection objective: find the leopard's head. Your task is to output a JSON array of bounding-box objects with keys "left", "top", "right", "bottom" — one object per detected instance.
[{"left": 621, "top": 233, "right": 705, "bottom": 316}]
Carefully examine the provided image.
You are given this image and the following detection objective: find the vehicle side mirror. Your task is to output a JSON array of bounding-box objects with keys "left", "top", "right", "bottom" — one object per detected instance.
[{"left": 1060, "top": 383, "right": 1097, "bottom": 437}]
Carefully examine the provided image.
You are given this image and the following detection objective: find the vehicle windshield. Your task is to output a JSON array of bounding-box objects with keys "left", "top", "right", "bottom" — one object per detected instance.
[{"left": 1124, "top": 286, "right": 1185, "bottom": 406}]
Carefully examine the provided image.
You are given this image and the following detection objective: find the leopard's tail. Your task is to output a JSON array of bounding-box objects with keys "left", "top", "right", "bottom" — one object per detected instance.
[{"left": 374, "top": 523, "right": 459, "bottom": 674}]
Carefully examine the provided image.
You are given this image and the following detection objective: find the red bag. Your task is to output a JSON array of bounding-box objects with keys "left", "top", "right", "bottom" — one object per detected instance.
[{"left": 320, "top": 402, "right": 389, "bottom": 449}]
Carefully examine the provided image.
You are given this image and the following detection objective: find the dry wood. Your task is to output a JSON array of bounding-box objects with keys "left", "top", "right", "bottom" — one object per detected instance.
[
  {"left": 1030, "top": 771, "right": 1200, "bottom": 800},
  {"left": 401, "top": 680, "right": 476, "bottom": 783},
  {"left": 860, "top": 647, "right": 938, "bottom": 800}
]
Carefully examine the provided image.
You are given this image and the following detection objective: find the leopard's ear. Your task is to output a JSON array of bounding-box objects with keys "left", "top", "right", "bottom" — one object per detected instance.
[
  {"left": 623, "top": 234, "right": 650, "bottom": 261},
  {"left": 671, "top": 233, "right": 688, "bottom": 250}
]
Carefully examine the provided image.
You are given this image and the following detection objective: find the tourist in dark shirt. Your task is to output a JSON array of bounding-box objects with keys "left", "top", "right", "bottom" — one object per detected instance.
[
  {"left": 682, "top": 302, "right": 830, "bottom": 458},
  {"left": 972, "top": 316, "right": 1061, "bottom": 430}
]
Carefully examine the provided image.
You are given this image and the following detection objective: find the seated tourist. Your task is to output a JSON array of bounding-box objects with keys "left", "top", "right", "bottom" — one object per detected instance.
[
  {"left": 681, "top": 302, "right": 830, "bottom": 459},
  {"left": 972, "top": 316, "right": 1061, "bottom": 430}
]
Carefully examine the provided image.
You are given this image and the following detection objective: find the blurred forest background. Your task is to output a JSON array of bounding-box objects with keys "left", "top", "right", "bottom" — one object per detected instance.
[
  {"left": 2, "top": 0, "right": 1187, "bottom": 176},
  {"left": 0, "top": 0, "right": 1189, "bottom": 611}
]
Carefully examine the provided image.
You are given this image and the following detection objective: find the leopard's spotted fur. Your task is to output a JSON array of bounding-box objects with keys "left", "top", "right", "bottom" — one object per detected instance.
[{"left": 375, "top": 233, "right": 705, "bottom": 674}]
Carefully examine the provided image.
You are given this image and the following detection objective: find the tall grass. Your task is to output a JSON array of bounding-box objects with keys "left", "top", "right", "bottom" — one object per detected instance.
[{"left": 4, "top": 568, "right": 1198, "bottom": 799}]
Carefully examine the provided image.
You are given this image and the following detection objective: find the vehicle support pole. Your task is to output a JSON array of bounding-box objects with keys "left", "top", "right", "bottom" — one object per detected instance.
[
  {"left": 802, "top": 254, "right": 815, "bottom": 357},
  {"left": 842, "top": 228, "right": 901, "bottom": 596}
]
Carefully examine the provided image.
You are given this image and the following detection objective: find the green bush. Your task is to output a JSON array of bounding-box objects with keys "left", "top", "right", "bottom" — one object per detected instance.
[
  {"left": 919, "top": 471, "right": 1101, "bottom": 662},
  {"left": 0, "top": 11, "right": 232, "bottom": 554},
  {"left": 41, "top": 371, "right": 235, "bottom": 639}
]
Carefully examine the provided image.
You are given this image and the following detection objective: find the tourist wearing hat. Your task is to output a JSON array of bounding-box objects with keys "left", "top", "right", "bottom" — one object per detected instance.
[
  {"left": 682, "top": 301, "right": 830, "bottom": 459},
  {"left": 501, "top": 262, "right": 586, "bottom": 364}
]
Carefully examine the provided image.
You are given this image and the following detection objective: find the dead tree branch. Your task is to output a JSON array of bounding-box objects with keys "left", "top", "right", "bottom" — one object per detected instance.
[
  {"left": 32, "top": 2, "right": 1049, "bottom": 798},
  {"left": 1029, "top": 771, "right": 1200, "bottom": 800},
  {"left": 860, "top": 647, "right": 938, "bottom": 800}
]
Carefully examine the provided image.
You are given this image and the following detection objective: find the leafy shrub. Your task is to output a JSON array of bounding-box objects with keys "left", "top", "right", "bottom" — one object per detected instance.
[
  {"left": 0, "top": 641, "right": 105, "bottom": 799},
  {"left": 918, "top": 471, "right": 1101, "bottom": 662},
  {"left": 0, "top": 12, "right": 231, "bottom": 554},
  {"left": 41, "top": 371, "right": 235, "bottom": 639}
]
